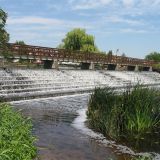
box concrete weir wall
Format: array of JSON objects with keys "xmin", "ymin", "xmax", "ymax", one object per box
[
  {"xmin": 0, "ymin": 69, "xmax": 160, "ymax": 101},
  {"xmin": 42, "ymin": 60, "xmax": 153, "ymax": 72}
]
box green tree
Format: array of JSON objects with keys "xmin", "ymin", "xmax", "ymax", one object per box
[
  {"xmin": 15, "ymin": 40, "xmax": 26, "ymax": 45},
  {"xmin": 145, "ymin": 52, "xmax": 160, "ymax": 62},
  {"xmin": 58, "ymin": 28, "xmax": 99, "ymax": 52},
  {"xmin": 0, "ymin": 8, "xmax": 10, "ymax": 58}
]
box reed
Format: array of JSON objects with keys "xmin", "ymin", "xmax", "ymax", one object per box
[
  {"xmin": 0, "ymin": 103, "xmax": 37, "ymax": 160},
  {"xmin": 87, "ymin": 85, "xmax": 160, "ymax": 142}
]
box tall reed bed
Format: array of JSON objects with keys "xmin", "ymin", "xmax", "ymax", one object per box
[
  {"xmin": 0, "ymin": 103, "xmax": 37, "ymax": 160},
  {"xmin": 87, "ymin": 85, "xmax": 160, "ymax": 145}
]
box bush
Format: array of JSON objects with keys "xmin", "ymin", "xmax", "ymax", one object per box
[
  {"xmin": 0, "ymin": 103, "xmax": 37, "ymax": 160},
  {"xmin": 87, "ymin": 85, "xmax": 160, "ymax": 142}
]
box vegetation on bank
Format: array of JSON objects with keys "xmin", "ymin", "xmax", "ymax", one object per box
[
  {"xmin": 145, "ymin": 52, "xmax": 160, "ymax": 71},
  {"xmin": 145, "ymin": 52, "xmax": 160, "ymax": 62},
  {"xmin": 87, "ymin": 85, "xmax": 160, "ymax": 148},
  {"xmin": 0, "ymin": 103, "xmax": 37, "ymax": 160}
]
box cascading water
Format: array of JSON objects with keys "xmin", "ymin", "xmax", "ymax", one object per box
[
  {"xmin": 1, "ymin": 68, "xmax": 160, "ymax": 160},
  {"xmin": 1, "ymin": 69, "xmax": 160, "ymax": 101}
]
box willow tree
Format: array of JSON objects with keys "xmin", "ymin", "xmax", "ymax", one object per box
[
  {"xmin": 0, "ymin": 8, "xmax": 10, "ymax": 58},
  {"xmin": 58, "ymin": 28, "xmax": 99, "ymax": 53}
]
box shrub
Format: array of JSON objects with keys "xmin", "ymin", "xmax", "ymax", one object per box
[
  {"xmin": 87, "ymin": 85, "xmax": 160, "ymax": 143},
  {"xmin": 0, "ymin": 103, "xmax": 37, "ymax": 160}
]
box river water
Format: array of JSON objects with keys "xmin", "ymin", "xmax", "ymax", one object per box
[{"xmin": 10, "ymin": 94, "xmax": 160, "ymax": 160}]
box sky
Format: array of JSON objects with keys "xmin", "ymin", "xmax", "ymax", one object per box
[{"xmin": 0, "ymin": 0, "xmax": 160, "ymax": 58}]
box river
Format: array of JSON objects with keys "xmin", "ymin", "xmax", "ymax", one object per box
[{"xmin": 11, "ymin": 93, "xmax": 160, "ymax": 160}]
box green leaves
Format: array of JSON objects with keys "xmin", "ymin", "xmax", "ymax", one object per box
[
  {"xmin": 58, "ymin": 28, "xmax": 99, "ymax": 53},
  {"xmin": 0, "ymin": 9, "xmax": 7, "ymax": 28},
  {"xmin": 0, "ymin": 103, "xmax": 37, "ymax": 160},
  {"xmin": 15, "ymin": 41, "xmax": 26, "ymax": 45},
  {"xmin": 145, "ymin": 52, "xmax": 160, "ymax": 62},
  {"xmin": 87, "ymin": 85, "xmax": 160, "ymax": 150},
  {"xmin": 0, "ymin": 8, "xmax": 10, "ymax": 58}
]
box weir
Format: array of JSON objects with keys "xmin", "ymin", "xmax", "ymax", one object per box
[{"xmin": 0, "ymin": 69, "xmax": 160, "ymax": 101}]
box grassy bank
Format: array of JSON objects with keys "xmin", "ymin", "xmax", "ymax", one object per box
[
  {"xmin": 87, "ymin": 85, "xmax": 160, "ymax": 150},
  {"xmin": 0, "ymin": 103, "xmax": 37, "ymax": 160}
]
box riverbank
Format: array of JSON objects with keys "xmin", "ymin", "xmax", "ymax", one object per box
[
  {"xmin": 0, "ymin": 103, "xmax": 37, "ymax": 160},
  {"xmin": 87, "ymin": 85, "xmax": 160, "ymax": 159}
]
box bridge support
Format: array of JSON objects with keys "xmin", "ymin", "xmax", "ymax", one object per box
[
  {"xmin": 149, "ymin": 66, "xmax": 153, "ymax": 72},
  {"xmin": 115, "ymin": 64, "xmax": 121, "ymax": 71},
  {"xmin": 89, "ymin": 62, "xmax": 95, "ymax": 70},
  {"xmin": 102, "ymin": 64, "xmax": 106, "ymax": 70},
  {"xmin": 52, "ymin": 60, "xmax": 59, "ymax": 70},
  {"xmin": 135, "ymin": 65, "xmax": 139, "ymax": 72},
  {"xmin": 115, "ymin": 64, "xmax": 127, "ymax": 71},
  {"xmin": 43, "ymin": 60, "xmax": 53, "ymax": 69}
]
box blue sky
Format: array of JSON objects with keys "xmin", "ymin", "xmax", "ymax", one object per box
[{"xmin": 1, "ymin": 0, "xmax": 160, "ymax": 58}]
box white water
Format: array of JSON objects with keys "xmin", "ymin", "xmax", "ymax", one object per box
[{"xmin": 0, "ymin": 69, "xmax": 160, "ymax": 100}]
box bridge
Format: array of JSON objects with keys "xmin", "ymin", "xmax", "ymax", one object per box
[{"xmin": 0, "ymin": 43, "xmax": 158, "ymax": 71}]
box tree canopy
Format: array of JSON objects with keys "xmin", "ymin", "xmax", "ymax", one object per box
[
  {"xmin": 145, "ymin": 52, "xmax": 160, "ymax": 62},
  {"xmin": 58, "ymin": 28, "xmax": 99, "ymax": 53},
  {"xmin": 0, "ymin": 8, "xmax": 9, "ymax": 58},
  {"xmin": 15, "ymin": 41, "xmax": 26, "ymax": 45}
]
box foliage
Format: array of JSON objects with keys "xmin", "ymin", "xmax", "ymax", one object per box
[
  {"xmin": 153, "ymin": 63, "xmax": 160, "ymax": 69},
  {"xmin": 0, "ymin": 103, "xmax": 37, "ymax": 160},
  {"xmin": 87, "ymin": 85, "xmax": 160, "ymax": 142},
  {"xmin": 145, "ymin": 52, "xmax": 160, "ymax": 62},
  {"xmin": 58, "ymin": 28, "xmax": 99, "ymax": 53},
  {"xmin": 0, "ymin": 8, "xmax": 10, "ymax": 58},
  {"xmin": 15, "ymin": 40, "xmax": 26, "ymax": 45}
]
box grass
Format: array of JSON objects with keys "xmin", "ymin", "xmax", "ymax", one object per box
[
  {"xmin": 0, "ymin": 103, "xmax": 37, "ymax": 160},
  {"xmin": 87, "ymin": 85, "xmax": 160, "ymax": 143}
]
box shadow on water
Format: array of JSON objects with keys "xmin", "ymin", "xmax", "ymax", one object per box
[
  {"xmin": 11, "ymin": 95, "xmax": 159, "ymax": 160},
  {"xmin": 120, "ymin": 128, "xmax": 160, "ymax": 154}
]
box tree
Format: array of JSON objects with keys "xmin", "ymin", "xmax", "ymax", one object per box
[
  {"xmin": 145, "ymin": 52, "xmax": 160, "ymax": 62},
  {"xmin": 58, "ymin": 28, "xmax": 99, "ymax": 53},
  {"xmin": 0, "ymin": 8, "xmax": 10, "ymax": 58},
  {"xmin": 15, "ymin": 41, "xmax": 26, "ymax": 45}
]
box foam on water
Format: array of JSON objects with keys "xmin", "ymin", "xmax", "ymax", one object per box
[
  {"xmin": 72, "ymin": 108, "xmax": 160, "ymax": 160},
  {"xmin": 1, "ymin": 69, "xmax": 160, "ymax": 101}
]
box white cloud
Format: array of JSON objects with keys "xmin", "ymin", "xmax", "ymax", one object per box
[
  {"xmin": 7, "ymin": 16, "xmax": 93, "ymax": 29},
  {"xmin": 6, "ymin": 15, "xmax": 94, "ymax": 46},
  {"xmin": 69, "ymin": 0, "xmax": 112, "ymax": 10},
  {"xmin": 120, "ymin": 28, "xmax": 147, "ymax": 33},
  {"xmin": 106, "ymin": 16, "xmax": 143, "ymax": 25},
  {"xmin": 7, "ymin": 16, "xmax": 63, "ymax": 25},
  {"xmin": 122, "ymin": 0, "xmax": 134, "ymax": 7}
]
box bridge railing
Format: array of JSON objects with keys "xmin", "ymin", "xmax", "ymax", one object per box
[{"xmin": 4, "ymin": 43, "xmax": 158, "ymax": 67}]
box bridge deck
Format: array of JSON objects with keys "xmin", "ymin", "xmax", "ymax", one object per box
[{"xmin": 0, "ymin": 43, "xmax": 157, "ymax": 67}]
